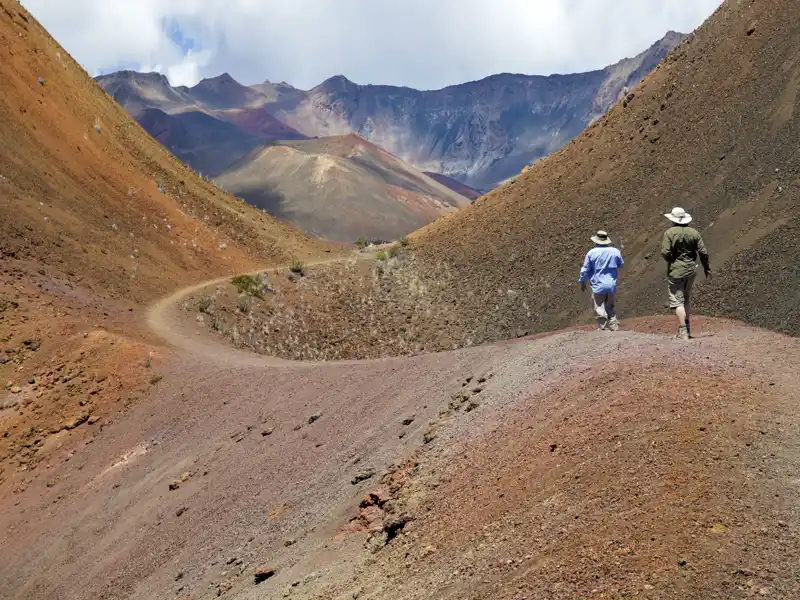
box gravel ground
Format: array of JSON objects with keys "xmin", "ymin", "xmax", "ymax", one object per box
[{"xmin": 1, "ymin": 315, "xmax": 798, "ymax": 600}]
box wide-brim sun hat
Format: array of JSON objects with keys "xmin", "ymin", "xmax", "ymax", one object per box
[
  {"xmin": 665, "ymin": 206, "xmax": 692, "ymax": 224},
  {"xmin": 590, "ymin": 230, "xmax": 612, "ymax": 245}
]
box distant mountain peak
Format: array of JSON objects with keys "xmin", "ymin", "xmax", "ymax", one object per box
[
  {"xmin": 317, "ymin": 74, "xmax": 357, "ymax": 92},
  {"xmin": 196, "ymin": 72, "xmax": 239, "ymax": 88}
]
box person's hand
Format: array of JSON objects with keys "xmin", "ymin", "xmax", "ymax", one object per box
[
  {"xmin": 580, "ymin": 281, "xmax": 587, "ymax": 292},
  {"xmin": 705, "ymin": 268, "xmax": 713, "ymax": 281}
]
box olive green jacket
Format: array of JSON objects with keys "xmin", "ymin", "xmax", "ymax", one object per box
[{"xmin": 661, "ymin": 225, "xmax": 710, "ymax": 279}]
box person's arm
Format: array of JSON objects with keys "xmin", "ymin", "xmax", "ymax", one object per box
[
  {"xmin": 697, "ymin": 233, "xmax": 711, "ymax": 278},
  {"xmin": 617, "ymin": 250, "xmax": 625, "ymax": 268},
  {"xmin": 661, "ymin": 230, "xmax": 673, "ymax": 263},
  {"xmin": 579, "ymin": 253, "xmax": 592, "ymax": 291}
]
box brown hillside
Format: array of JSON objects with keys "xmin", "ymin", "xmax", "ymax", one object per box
[
  {"xmin": 408, "ymin": 0, "xmax": 799, "ymax": 340},
  {"xmin": 217, "ymin": 134, "xmax": 470, "ymax": 243},
  {"xmin": 0, "ymin": 0, "xmax": 329, "ymax": 471},
  {"xmin": 423, "ymin": 172, "xmax": 483, "ymax": 200}
]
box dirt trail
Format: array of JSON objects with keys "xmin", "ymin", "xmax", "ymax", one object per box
[{"xmin": 146, "ymin": 255, "xmax": 371, "ymax": 366}]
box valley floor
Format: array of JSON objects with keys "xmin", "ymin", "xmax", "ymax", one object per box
[{"xmin": 1, "ymin": 267, "xmax": 798, "ymax": 599}]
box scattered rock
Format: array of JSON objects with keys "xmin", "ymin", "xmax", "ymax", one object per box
[
  {"xmin": 284, "ymin": 539, "xmax": 296, "ymax": 547},
  {"xmin": 168, "ymin": 480, "xmax": 182, "ymax": 491},
  {"xmin": 22, "ymin": 339, "xmax": 41, "ymax": 351},
  {"xmin": 307, "ymin": 412, "xmax": 322, "ymax": 424},
  {"xmin": 87, "ymin": 416, "xmax": 101, "ymax": 425},
  {"xmin": 423, "ymin": 425, "xmax": 438, "ymax": 444},
  {"xmin": 64, "ymin": 412, "xmax": 89, "ymax": 430},
  {"xmin": 0, "ymin": 354, "xmax": 8, "ymax": 364},
  {"xmin": 421, "ymin": 545, "xmax": 437, "ymax": 558},
  {"xmin": 351, "ymin": 468, "xmax": 377, "ymax": 485},
  {"xmin": 401, "ymin": 416, "xmax": 415, "ymax": 426},
  {"xmin": 10, "ymin": 385, "xmax": 22, "ymax": 394},
  {"xmin": 254, "ymin": 567, "xmax": 276, "ymax": 584},
  {"xmin": 175, "ymin": 506, "xmax": 187, "ymax": 517},
  {"xmin": 261, "ymin": 426, "xmax": 275, "ymax": 437},
  {"xmin": 382, "ymin": 513, "xmax": 412, "ymax": 542}
]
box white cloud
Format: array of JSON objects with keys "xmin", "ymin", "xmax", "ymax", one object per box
[{"xmin": 20, "ymin": 0, "xmax": 722, "ymax": 90}]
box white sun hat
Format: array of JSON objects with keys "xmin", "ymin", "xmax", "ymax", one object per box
[
  {"xmin": 590, "ymin": 230, "xmax": 612, "ymax": 245},
  {"xmin": 665, "ymin": 207, "xmax": 692, "ymax": 224}
]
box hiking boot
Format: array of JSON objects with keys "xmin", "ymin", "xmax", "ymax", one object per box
[
  {"xmin": 675, "ymin": 325, "xmax": 690, "ymax": 341},
  {"xmin": 607, "ymin": 318, "xmax": 620, "ymax": 332}
]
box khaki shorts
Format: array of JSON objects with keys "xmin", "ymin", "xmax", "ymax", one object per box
[{"xmin": 668, "ymin": 273, "xmax": 696, "ymax": 309}]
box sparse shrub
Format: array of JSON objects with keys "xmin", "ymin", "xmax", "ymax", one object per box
[
  {"xmin": 144, "ymin": 359, "xmax": 151, "ymax": 369},
  {"xmin": 356, "ymin": 236, "xmax": 368, "ymax": 249},
  {"xmin": 197, "ymin": 295, "xmax": 214, "ymax": 313},
  {"xmin": 398, "ymin": 236, "xmax": 410, "ymax": 248},
  {"xmin": 231, "ymin": 274, "xmax": 265, "ymax": 298},
  {"xmin": 376, "ymin": 250, "xmax": 388, "ymax": 261},
  {"xmin": 237, "ymin": 294, "xmax": 252, "ymax": 313},
  {"xmin": 149, "ymin": 374, "xmax": 163, "ymax": 385},
  {"xmin": 289, "ymin": 259, "xmax": 305, "ymax": 276},
  {"xmin": 388, "ymin": 244, "xmax": 400, "ymax": 258},
  {"xmin": 210, "ymin": 314, "xmax": 224, "ymax": 332}
]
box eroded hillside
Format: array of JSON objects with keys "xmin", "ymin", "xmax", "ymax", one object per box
[{"xmin": 0, "ymin": 0, "xmax": 330, "ymax": 476}]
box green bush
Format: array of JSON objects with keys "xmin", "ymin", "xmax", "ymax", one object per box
[
  {"xmin": 387, "ymin": 244, "xmax": 400, "ymax": 258},
  {"xmin": 376, "ymin": 250, "xmax": 388, "ymax": 261},
  {"xmin": 289, "ymin": 259, "xmax": 305, "ymax": 275},
  {"xmin": 398, "ymin": 236, "xmax": 410, "ymax": 247},
  {"xmin": 197, "ymin": 295, "xmax": 214, "ymax": 313},
  {"xmin": 237, "ymin": 295, "xmax": 252, "ymax": 313},
  {"xmin": 231, "ymin": 274, "xmax": 264, "ymax": 298},
  {"xmin": 355, "ymin": 236, "xmax": 368, "ymax": 249}
]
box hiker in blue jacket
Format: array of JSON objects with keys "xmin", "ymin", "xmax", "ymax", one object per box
[{"xmin": 578, "ymin": 230, "xmax": 625, "ymax": 331}]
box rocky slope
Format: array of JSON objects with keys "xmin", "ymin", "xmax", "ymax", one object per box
[
  {"xmin": 99, "ymin": 32, "xmax": 682, "ymax": 192},
  {"xmin": 217, "ymin": 134, "xmax": 469, "ymax": 243}
]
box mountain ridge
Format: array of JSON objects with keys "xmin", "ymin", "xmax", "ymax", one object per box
[{"xmin": 98, "ymin": 30, "xmax": 684, "ymax": 190}]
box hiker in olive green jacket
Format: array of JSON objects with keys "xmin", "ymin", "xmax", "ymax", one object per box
[{"xmin": 661, "ymin": 207, "xmax": 712, "ymax": 340}]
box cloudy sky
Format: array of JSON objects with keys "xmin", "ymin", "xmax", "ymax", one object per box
[{"xmin": 22, "ymin": 0, "xmax": 722, "ymax": 90}]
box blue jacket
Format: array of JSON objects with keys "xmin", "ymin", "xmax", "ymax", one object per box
[{"xmin": 579, "ymin": 246, "xmax": 624, "ymax": 294}]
